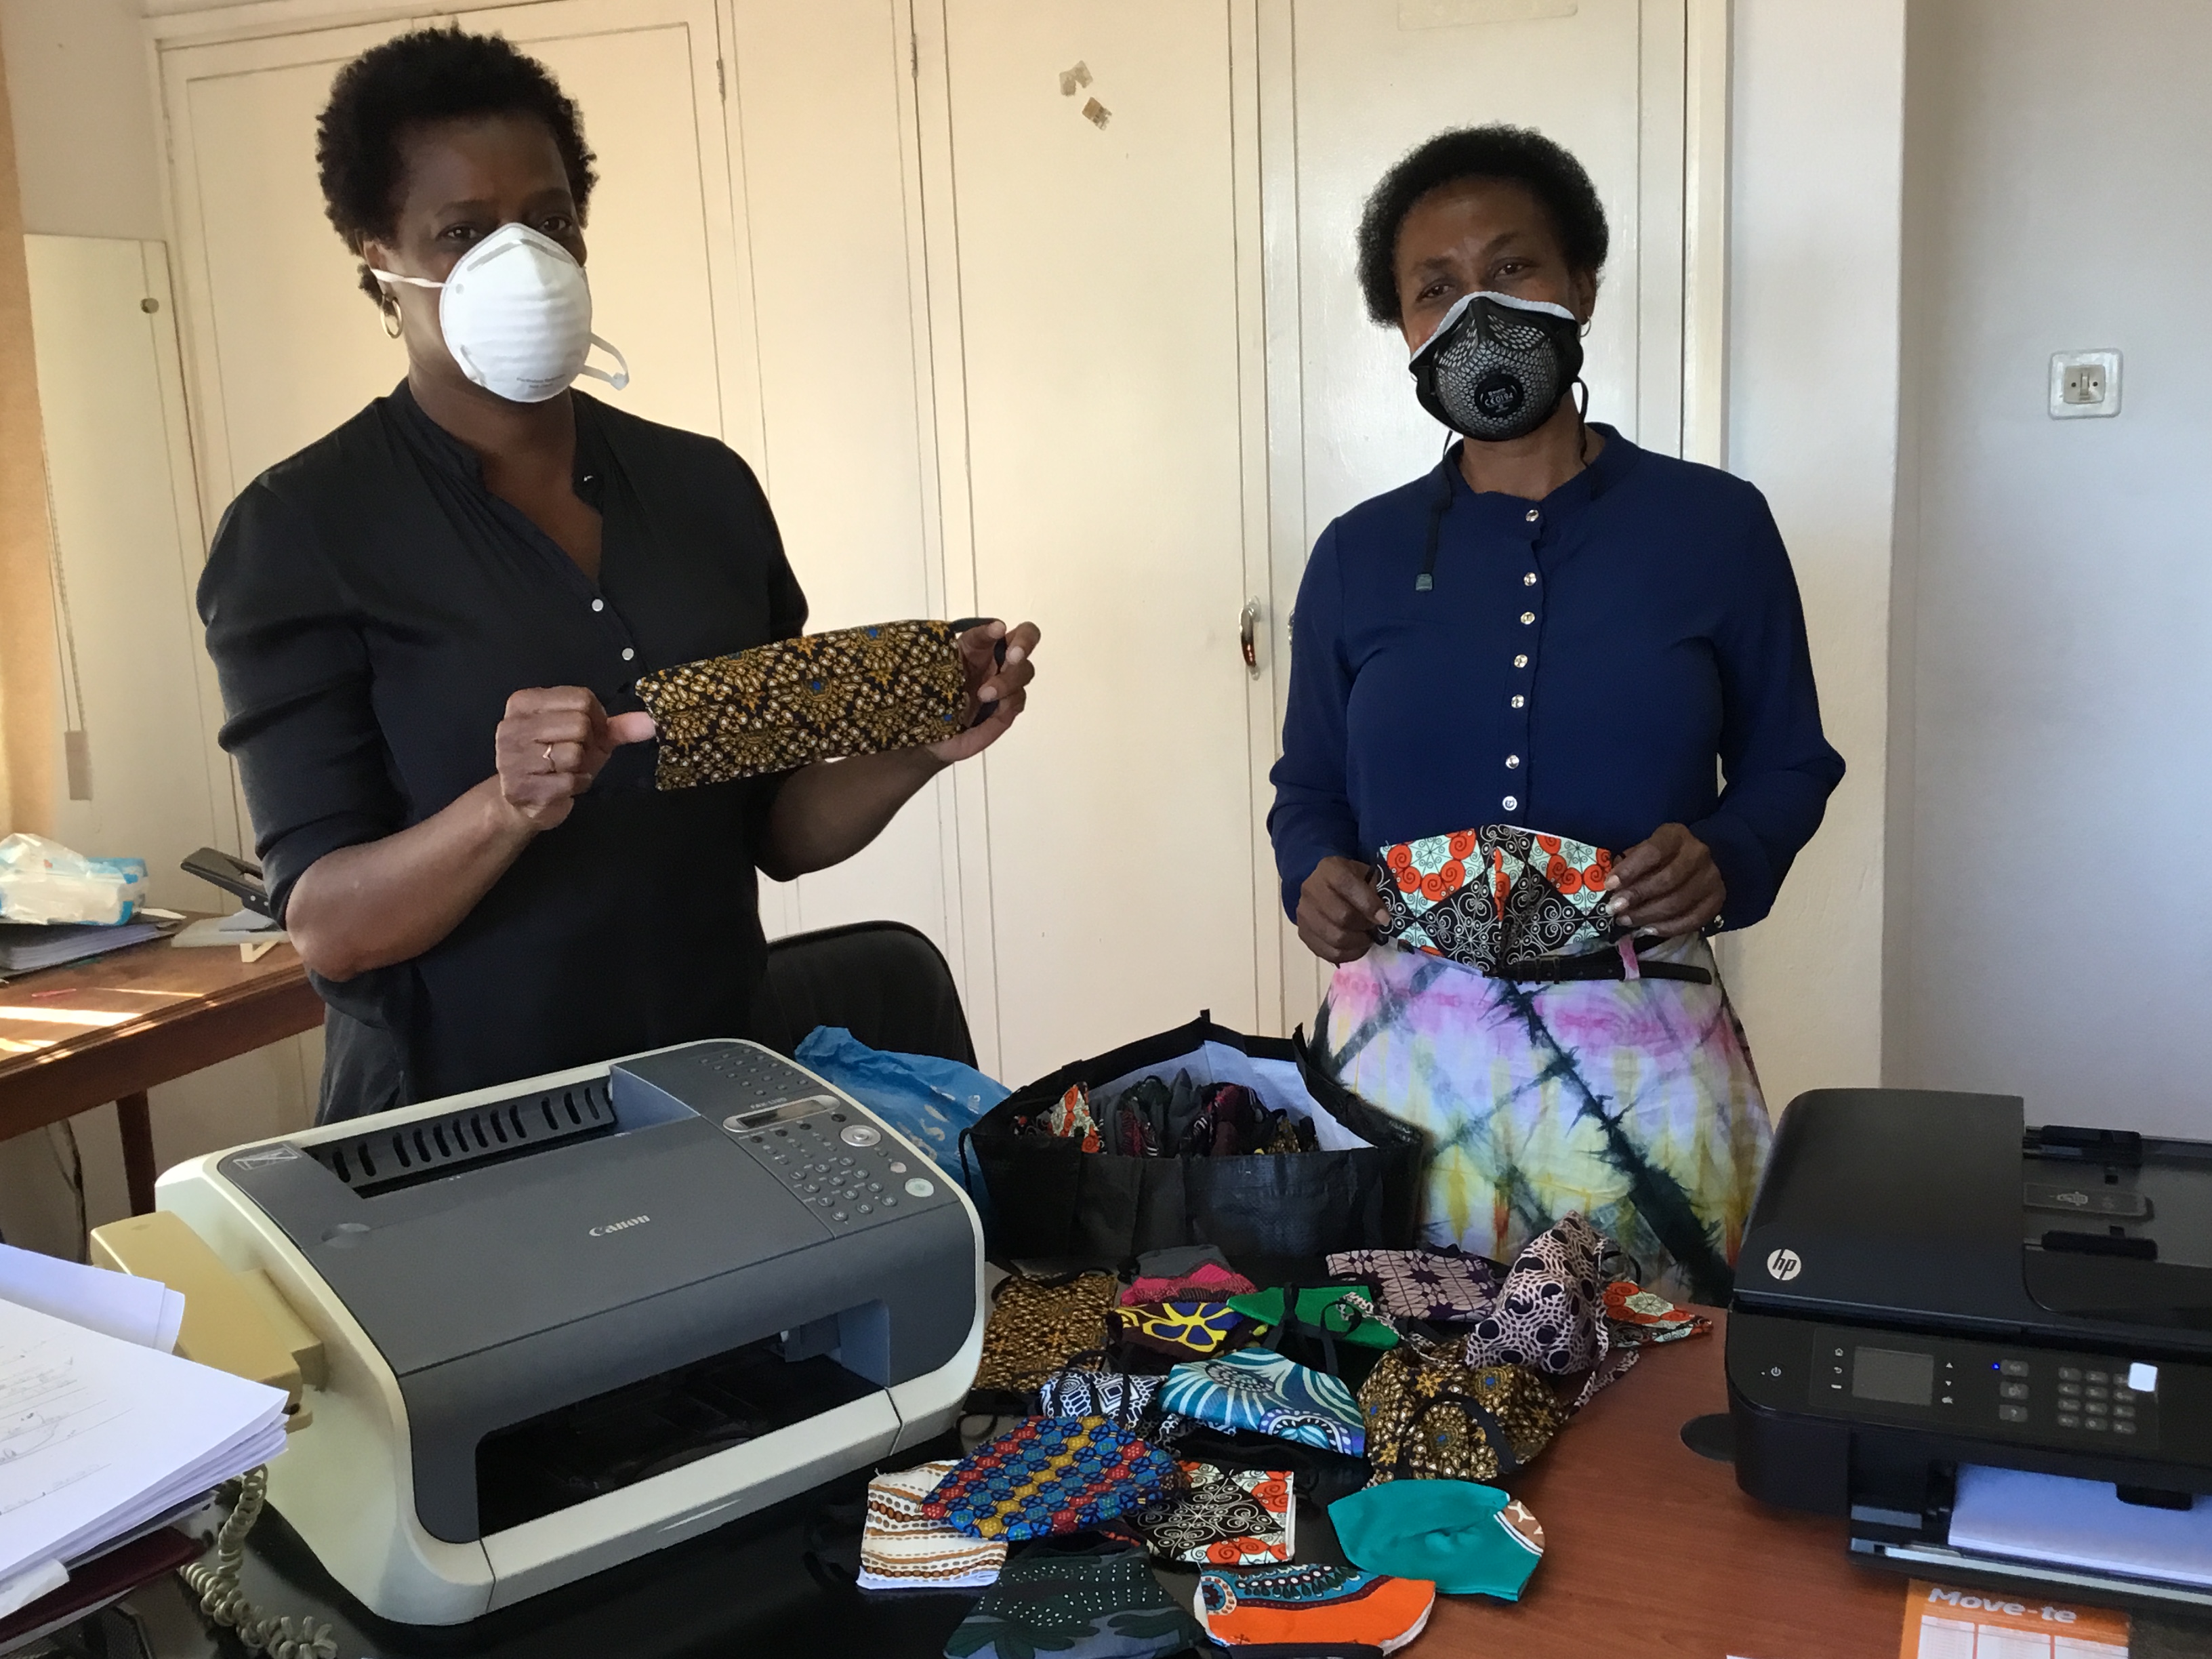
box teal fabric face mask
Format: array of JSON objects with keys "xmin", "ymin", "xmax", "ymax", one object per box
[{"xmin": 1328, "ymin": 1479, "xmax": 1548, "ymax": 1601}]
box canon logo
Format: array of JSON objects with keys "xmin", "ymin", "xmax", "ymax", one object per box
[{"xmin": 589, "ymin": 1214, "xmax": 650, "ymax": 1238}]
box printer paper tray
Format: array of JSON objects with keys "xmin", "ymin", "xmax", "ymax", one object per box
[{"xmin": 1850, "ymin": 1537, "xmax": 2212, "ymax": 1614}]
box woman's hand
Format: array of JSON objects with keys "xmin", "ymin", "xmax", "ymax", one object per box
[
  {"xmin": 1604, "ymin": 822, "xmax": 1725, "ymax": 939},
  {"xmin": 494, "ymin": 687, "xmax": 657, "ymax": 830},
  {"xmin": 927, "ymin": 620, "xmax": 1040, "ymax": 764},
  {"xmin": 1297, "ymin": 855, "xmax": 1389, "ymax": 964}
]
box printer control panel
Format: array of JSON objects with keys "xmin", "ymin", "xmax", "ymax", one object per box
[
  {"xmin": 613, "ymin": 1041, "xmax": 964, "ymax": 1237},
  {"xmin": 1731, "ymin": 1315, "xmax": 2167, "ymax": 1454}
]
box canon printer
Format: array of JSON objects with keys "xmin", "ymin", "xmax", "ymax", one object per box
[
  {"xmin": 123, "ymin": 1039, "xmax": 985, "ymax": 1625},
  {"xmin": 1728, "ymin": 1088, "xmax": 2211, "ymax": 1610}
]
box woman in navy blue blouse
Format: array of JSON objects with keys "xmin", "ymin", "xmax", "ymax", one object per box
[{"xmin": 1270, "ymin": 127, "xmax": 1843, "ymax": 1303}]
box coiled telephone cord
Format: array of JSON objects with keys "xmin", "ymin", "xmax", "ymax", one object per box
[{"xmin": 178, "ymin": 1468, "xmax": 340, "ymax": 1659}]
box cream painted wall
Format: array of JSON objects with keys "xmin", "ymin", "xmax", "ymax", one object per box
[
  {"xmin": 0, "ymin": 0, "xmax": 164, "ymax": 240},
  {"xmin": 1720, "ymin": 0, "xmax": 1904, "ymax": 1116},
  {"xmin": 1889, "ymin": 1, "xmax": 2212, "ymax": 1137}
]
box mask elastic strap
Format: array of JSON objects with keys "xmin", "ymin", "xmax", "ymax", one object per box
[
  {"xmin": 575, "ymin": 334, "xmax": 631, "ymax": 392},
  {"xmin": 368, "ymin": 268, "xmax": 442, "ymax": 291}
]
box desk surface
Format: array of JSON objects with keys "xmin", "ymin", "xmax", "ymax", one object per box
[
  {"xmin": 130, "ymin": 1315, "xmax": 2211, "ymax": 1659},
  {"xmin": 0, "ymin": 926, "xmax": 318, "ymax": 1132}
]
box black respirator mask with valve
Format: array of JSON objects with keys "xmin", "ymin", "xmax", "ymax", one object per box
[{"xmin": 1409, "ymin": 290, "xmax": 1584, "ymax": 443}]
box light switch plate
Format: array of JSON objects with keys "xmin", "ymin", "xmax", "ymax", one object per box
[{"xmin": 2049, "ymin": 349, "xmax": 2122, "ymax": 419}]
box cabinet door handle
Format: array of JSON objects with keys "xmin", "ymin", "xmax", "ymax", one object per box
[{"xmin": 1240, "ymin": 600, "xmax": 1263, "ymax": 677}]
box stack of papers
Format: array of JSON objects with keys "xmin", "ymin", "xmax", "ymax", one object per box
[
  {"xmin": 0, "ymin": 1246, "xmax": 183, "ymax": 1354},
  {"xmin": 0, "ymin": 921, "xmax": 163, "ymax": 975},
  {"xmin": 0, "ymin": 1275, "xmax": 286, "ymax": 1612}
]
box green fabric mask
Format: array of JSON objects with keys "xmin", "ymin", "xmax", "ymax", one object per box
[
  {"xmin": 1226, "ymin": 1286, "xmax": 1400, "ymax": 1350},
  {"xmin": 1328, "ymin": 1478, "xmax": 1548, "ymax": 1601}
]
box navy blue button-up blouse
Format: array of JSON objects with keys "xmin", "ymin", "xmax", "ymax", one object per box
[{"xmin": 1269, "ymin": 426, "xmax": 1845, "ymax": 930}]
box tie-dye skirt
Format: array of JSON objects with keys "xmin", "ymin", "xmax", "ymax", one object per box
[{"xmin": 1313, "ymin": 936, "xmax": 1770, "ymax": 1306}]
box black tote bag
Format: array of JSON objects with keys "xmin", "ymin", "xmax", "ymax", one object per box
[{"xmin": 966, "ymin": 1012, "xmax": 1427, "ymax": 1264}]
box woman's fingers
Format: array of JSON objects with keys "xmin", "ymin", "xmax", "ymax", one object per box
[{"xmin": 1297, "ymin": 857, "xmax": 1386, "ymax": 962}]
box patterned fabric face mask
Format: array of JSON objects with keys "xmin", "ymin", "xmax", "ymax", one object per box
[
  {"xmin": 1374, "ymin": 825, "xmax": 1620, "ymax": 972},
  {"xmin": 1460, "ymin": 1214, "xmax": 1637, "ymax": 1410},
  {"xmin": 922, "ymin": 1416, "xmax": 1185, "ymax": 1541},
  {"xmin": 972, "ymin": 1273, "xmax": 1120, "ymax": 1395},
  {"xmin": 1126, "ymin": 1461, "xmax": 1294, "ymax": 1567},
  {"xmin": 1356, "ymin": 1336, "xmax": 1571, "ymax": 1485},
  {"xmin": 1110, "ymin": 1300, "xmax": 1247, "ymax": 1359},
  {"xmin": 945, "ymin": 1542, "xmax": 1204, "ymax": 1659},
  {"xmin": 1327, "ymin": 1249, "xmax": 1501, "ymax": 1324},
  {"xmin": 856, "ymin": 1460, "xmax": 1006, "ymax": 1592},
  {"xmin": 1160, "ymin": 1349, "xmax": 1367, "ymax": 1455},
  {"xmin": 636, "ymin": 617, "xmax": 986, "ymax": 787},
  {"xmin": 1604, "ymin": 1280, "xmax": 1713, "ymax": 1346},
  {"xmin": 1197, "ymin": 1561, "xmax": 1436, "ymax": 1654}
]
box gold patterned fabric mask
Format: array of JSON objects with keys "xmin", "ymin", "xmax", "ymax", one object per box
[{"xmin": 635, "ymin": 618, "xmax": 977, "ymax": 788}]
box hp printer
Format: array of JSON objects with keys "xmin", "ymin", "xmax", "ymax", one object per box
[
  {"xmin": 1728, "ymin": 1088, "xmax": 2211, "ymax": 1610},
  {"xmin": 93, "ymin": 1039, "xmax": 984, "ymax": 1625}
]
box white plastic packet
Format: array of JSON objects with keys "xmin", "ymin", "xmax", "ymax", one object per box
[{"xmin": 0, "ymin": 833, "xmax": 148, "ymax": 925}]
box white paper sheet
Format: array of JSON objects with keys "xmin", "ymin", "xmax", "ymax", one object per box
[
  {"xmin": 1952, "ymin": 1464, "xmax": 2211, "ymax": 1590},
  {"xmin": 0, "ymin": 1297, "xmax": 286, "ymax": 1585},
  {"xmin": 0, "ymin": 1244, "xmax": 184, "ymax": 1354}
]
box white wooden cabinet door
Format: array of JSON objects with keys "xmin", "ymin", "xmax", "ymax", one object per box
[
  {"xmin": 1256, "ymin": 0, "xmax": 1716, "ymax": 1024},
  {"xmin": 924, "ymin": 0, "xmax": 1270, "ymax": 1087}
]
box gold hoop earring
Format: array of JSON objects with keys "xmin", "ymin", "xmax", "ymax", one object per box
[{"xmin": 380, "ymin": 294, "xmax": 403, "ymax": 339}]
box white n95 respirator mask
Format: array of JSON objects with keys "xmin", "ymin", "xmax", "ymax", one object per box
[
  {"xmin": 372, "ymin": 222, "xmax": 630, "ymax": 404},
  {"xmin": 1410, "ymin": 289, "xmax": 1582, "ymax": 443}
]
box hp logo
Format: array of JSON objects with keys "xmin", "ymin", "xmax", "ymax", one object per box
[{"xmin": 1765, "ymin": 1248, "xmax": 1804, "ymax": 1282}]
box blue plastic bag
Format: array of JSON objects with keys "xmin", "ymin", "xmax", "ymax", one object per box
[{"xmin": 794, "ymin": 1026, "xmax": 1007, "ymax": 1210}]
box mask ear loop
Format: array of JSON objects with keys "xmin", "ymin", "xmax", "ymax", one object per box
[{"xmin": 575, "ymin": 335, "xmax": 631, "ymax": 392}]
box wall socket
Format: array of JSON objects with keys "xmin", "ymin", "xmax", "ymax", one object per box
[{"xmin": 2049, "ymin": 349, "xmax": 2121, "ymax": 419}]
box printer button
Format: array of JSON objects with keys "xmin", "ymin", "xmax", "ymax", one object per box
[
  {"xmin": 890, "ymin": 1162, "xmax": 909, "ymax": 1174},
  {"xmin": 832, "ymin": 1211, "xmax": 848, "ymax": 1222},
  {"xmin": 1999, "ymin": 1382, "xmax": 2030, "ymax": 1401},
  {"xmin": 2085, "ymin": 1385, "xmax": 2110, "ymax": 1400},
  {"xmin": 2112, "ymin": 1405, "xmax": 2136, "ymax": 1420},
  {"xmin": 2057, "ymin": 1366, "xmax": 2083, "ymax": 1381},
  {"xmin": 1999, "ymin": 1359, "xmax": 2032, "ymax": 1377},
  {"xmin": 905, "ymin": 1178, "xmax": 935, "ymax": 1198},
  {"xmin": 2086, "ymin": 1370, "xmax": 2110, "ymax": 1384},
  {"xmin": 859, "ymin": 1204, "xmax": 874, "ymax": 1214},
  {"xmin": 2056, "ymin": 1414, "xmax": 2082, "ymax": 1429},
  {"xmin": 2086, "ymin": 1418, "xmax": 2110, "ymax": 1431},
  {"xmin": 868, "ymin": 1183, "xmax": 883, "ymax": 1193},
  {"xmin": 2114, "ymin": 1420, "xmax": 2137, "ymax": 1435},
  {"xmin": 1997, "ymin": 1404, "xmax": 2030, "ymax": 1423},
  {"xmin": 882, "ymin": 1197, "xmax": 897, "ymax": 1208},
  {"xmin": 2057, "ymin": 1381, "xmax": 2082, "ymax": 1396},
  {"xmin": 840, "ymin": 1124, "xmax": 882, "ymax": 1148}
]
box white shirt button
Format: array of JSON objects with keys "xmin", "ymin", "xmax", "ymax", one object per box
[
  {"xmin": 621, "ymin": 647, "xmax": 636, "ymax": 661},
  {"xmin": 592, "ymin": 598, "xmax": 605, "ymax": 612},
  {"xmin": 1524, "ymin": 508, "xmax": 1540, "ymax": 523},
  {"xmin": 1502, "ymin": 795, "xmax": 1518, "ymax": 811},
  {"xmin": 1523, "ymin": 573, "xmax": 1538, "ymax": 586},
  {"xmin": 1505, "ymin": 754, "xmax": 1521, "ymax": 769},
  {"xmin": 1520, "ymin": 611, "xmax": 1536, "ymax": 626},
  {"xmin": 1511, "ymin": 695, "xmax": 1525, "ymax": 708},
  {"xmin": 1514, "ymin": 654, "xmax": 1528, "ymax": 668}
]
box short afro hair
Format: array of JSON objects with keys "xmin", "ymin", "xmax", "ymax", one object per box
[
  {"xmin": 1355, "ymin": 125, "xmax": 1608, "ymax": 327},
  {"xmin": 316, "ymin": 27, "xmax": 597, "ymax": 302}
]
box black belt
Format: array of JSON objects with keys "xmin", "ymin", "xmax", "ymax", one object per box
[{"xmin": 1490, "ymin": 952, "xmax": 1711, "ymax": 986}]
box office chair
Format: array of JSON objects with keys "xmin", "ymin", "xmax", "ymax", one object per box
[{"xmin": 750, "ymin": 920, "xmax": 977, "ymax": 1068}]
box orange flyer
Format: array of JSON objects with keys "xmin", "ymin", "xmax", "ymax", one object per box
[{"xmin": 1900, "ymin": 1580, "xmax": 2130, "ymax": 1658}]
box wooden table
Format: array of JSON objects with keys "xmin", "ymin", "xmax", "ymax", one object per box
[
  {"xmin": 0, "ymin": 926, "xmax": 323, "ymax": 1214},
  {"xmin": 1418, "ymin": 1311, "xmax": 2212, "ymax": 1658}
]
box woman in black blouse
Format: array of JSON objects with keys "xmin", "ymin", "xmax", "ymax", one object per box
[{"xmin": 199, "ymin": 29, "xmax": 1038, "ymax": 1121}]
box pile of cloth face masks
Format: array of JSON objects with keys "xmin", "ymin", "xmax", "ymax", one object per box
[
  {"xmin": 861, "ymin": 1216, "xmax": 1712, "ymax": 1658},
  {"xmin": 1011, "ymin": 1072, "xmax": 1320, "ymax": 1158}
]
